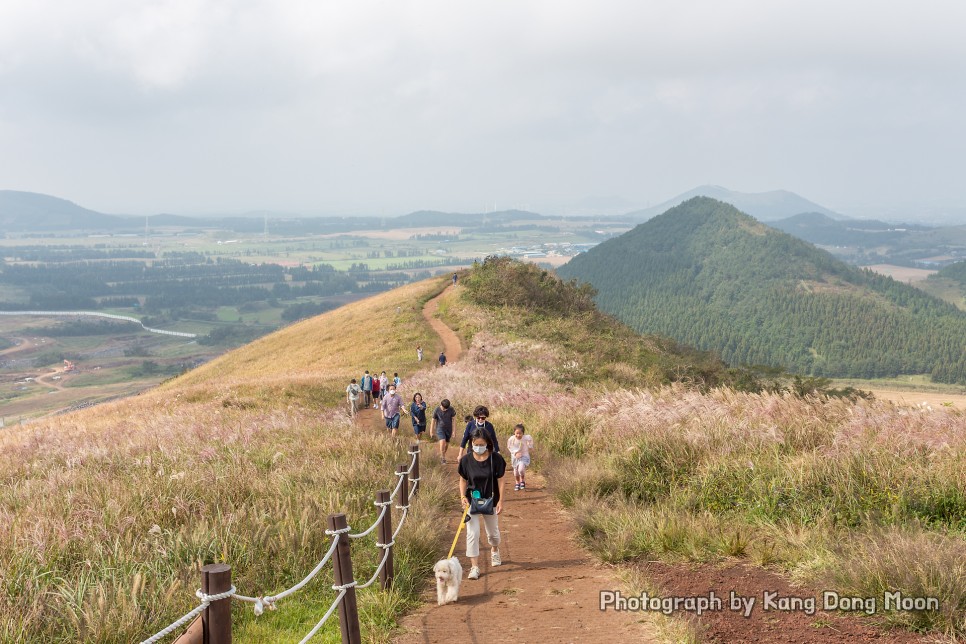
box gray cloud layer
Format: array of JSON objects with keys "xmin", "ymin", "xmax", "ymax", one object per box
[{"xmin": 1, "ymin": 1, "xmax": 964, "ymax": 218}]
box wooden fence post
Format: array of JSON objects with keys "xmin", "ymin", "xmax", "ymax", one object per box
[
  {"xmin": 409, "ymin": 444, "xmax": 420, "ymax": 498},
  {"xmin": 376, "ymin": 489, "xmax": 394, "ymax": 590},
  {"xmin": 328, "ymin": 513, "xmax": 361, "ymax": 644},
  {"xmin": 395, "ymin": 465, "xmax": 409, "ymax": 510},
  {"xmin": 201, "ymin": 563, "xmax": 231, "ymax": 644}
]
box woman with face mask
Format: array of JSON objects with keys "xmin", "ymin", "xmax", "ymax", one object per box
[
  {"xmin": 457, "ymin": 405, "xmax": 500, "ymax": 460},
  {"xmin": 458, "ymin": 428, "xmax": 507, "ymax": 580}
]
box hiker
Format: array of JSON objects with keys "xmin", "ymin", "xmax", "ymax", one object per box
[
  {"xmin": 380, "ymin": 384, "xmax": 405, "ymax": 437},
  {"xmin": 410, "ymin": 392, "xmax": 428, "ymax": 439},
  {"xmin": 452, "ymin": 272, "xmax": 458, "ymax": 286},
  {"xmin": 379, "ymin": 371, "xmax": 389, "ymax": 401},
  {"xmin": 417, "ymin": 345, "xmax": 423, "ymax": 362},
  {"xmin": 393, "ymin": 372, "xmax": 401, "ymax": 389},
  {"xmin": 361, "ymin": 371, "xmax": 373, "ymax": 408},
  {"xmin": 432, "ymin": 398, "xmax": 457, "ymax": 463},
  {"xmin": 438, "ymin": 351, "xmax": 447, "ymax": 368},
  {"xmin": 457, "ymin": 405, "xmax": 500, "ymax": 460},
  {"xmin": 371, "ymin": 373, "xmax": 381, "ymax": 408},
  {"xmin": 507, "ymin": 423, "xmax": 534, "ymax": 491},
  {"xmin": 345, "ymin": 378, "xmax": 361, "ymax": 418},
  {"xmin": 458, "ymin": 428, "xmax": 506, "ymax": 580}
]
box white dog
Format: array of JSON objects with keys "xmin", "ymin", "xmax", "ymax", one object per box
[{"xmin": 433, "ymin": 557, "xmax": 463, "ymax": 605}]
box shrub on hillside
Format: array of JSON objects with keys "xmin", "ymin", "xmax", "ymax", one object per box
[{"xmin": 463, "ymin": 256, "xmax": 597, "ymax": 315}]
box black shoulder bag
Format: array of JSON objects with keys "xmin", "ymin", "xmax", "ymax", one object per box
[{"xmin": 470, "ymin": 455, "xmax": 496, "ymax": 515}]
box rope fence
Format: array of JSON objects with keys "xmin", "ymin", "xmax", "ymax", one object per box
[{"xmin": 139, "ymin": 443, "xmax": 422, "ymax": 644}]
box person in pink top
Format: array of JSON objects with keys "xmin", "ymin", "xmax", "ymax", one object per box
[{"xmin": 506, "ymin": 424, "xmax": 534, "ymax": 491}]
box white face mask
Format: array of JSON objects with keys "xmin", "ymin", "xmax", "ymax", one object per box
[
  {"xmin": 472, "ymin": 445, "xmax": 487, "ymax": 454},
  {"xmin": 475, "ymin": 418, "xmax": 485, "ymax": 426},
  {"xmin": 388, "ymin": 389, "xmax": 396, "ymax": 396}
]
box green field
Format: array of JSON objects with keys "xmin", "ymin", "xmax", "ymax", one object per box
[{"xmin": 0, "ymin": 219, "xmax": 624, "ymax": 420}]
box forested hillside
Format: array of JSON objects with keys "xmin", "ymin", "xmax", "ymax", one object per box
[
  {"xmin": 933, "ymin": 260, "xmax": 966, "ymax": 286},
  {"xmin": 558, "ymin": 197, "xmax": 966, "ymax": 383}
]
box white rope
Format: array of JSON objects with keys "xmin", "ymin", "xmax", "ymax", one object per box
[
  {"xmin": 406, "ymin": 449, "xmax": 419, "ymax": 475},
  {"xmin": 348, "ymin": 502, "xmax": 390, "ymax": 539},
  {"xmin": 391, "ymin": 507, "xmax": 409, "ymax": 541},
  {"xmin": 355, "ymin": 544, "xmax": 393, "ymax": 590},
  {"xmin": 296, "ymin": 588, "xmax": 348, "ymax": 644},
  {"xmin": 390, "ymin": 472, "xmax": 406, "ymax": 500},
  {"xmin": 140, "ymin": 586, "xmax": 236, "ymax": 644},
  {"xmin": 142, "ymin": 446, "xmax": 422, "ymax": 640},
  {"xmin": 242, "ymin": 533, "xmax": 342, "ymax": 615}
]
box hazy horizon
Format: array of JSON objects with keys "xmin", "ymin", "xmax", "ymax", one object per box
[{"xmin": 2, "ymin": 2, "xmax": 965, "ymax": 223}]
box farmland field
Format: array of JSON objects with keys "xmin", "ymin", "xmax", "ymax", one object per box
[{"xmin": 0, "ymin": 219, "xmax": 619, "ymax": 419}]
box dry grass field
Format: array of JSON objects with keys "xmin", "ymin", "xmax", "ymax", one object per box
[
  {"xmin": 0, "ymin": 277, "xmax": 453, "ymax": 643},
  {"xmin": 865, "ymin": 264, "xmax": 937, "ymax": 283}
]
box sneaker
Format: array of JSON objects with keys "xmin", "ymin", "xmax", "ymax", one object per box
[
  {"xmin": 468, "ymin": 566, "xmax": 480, "ymax": 580},
  {"xmin": 441, "ymin": 457, "xmax": 447, "ymax": 464},
  {"xmin": 491, "ymin": 551, "xmax": 502, "ymax": 567},
  {"xmin": 520, "ymin": 481, "xmax": 526, "ymax": 490},
  {"xmin": 514, "ymin": 483, "xmax": 521, "ymax": 491}
]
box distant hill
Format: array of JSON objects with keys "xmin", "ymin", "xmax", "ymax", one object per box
[
  {"xmin": 0, "ymin": 190, "xmax": 128, "ymax": 231},
  {"xmin": 559, "ymin": 197, "xmax": 966, "ymax": 383},
  {"xmin": 628, "ymin": 185, "xmax": 843, "ymax": 222},
  {"xmin": 930, "ymin": 260, "xmax": 966, "ymax": 287},
  {"xmin": 0, "ymin": 190, "xmax": 556, "ymax": 234},
  {"xmin": 767, "ymin": 212, "xmax": 914, "ymax": 246}
]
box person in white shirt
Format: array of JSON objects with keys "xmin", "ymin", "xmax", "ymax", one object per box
[{"xmin": 506, "ymin": 424, "xmax": 534, "ymax": 491}]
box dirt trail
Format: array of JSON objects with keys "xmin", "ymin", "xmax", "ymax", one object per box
[
  {"xmin": 387, "ymin": 283, "xmax": 656, "ymax": 643},
  {"xmin": 422, "ymin": 286, "xmax": 462, "ymax": 363},
  {"xmin": 395, "ymin": 470, "xmax": 656, "ymax": 643}
]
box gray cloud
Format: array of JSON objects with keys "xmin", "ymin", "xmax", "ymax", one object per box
[{"xmin": 1, "ymin": 0, "xmax": 964, "ymax": 218}]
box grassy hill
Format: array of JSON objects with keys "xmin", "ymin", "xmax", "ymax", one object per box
[
  {"xmin": 0, "ymin": 278, "xmax": 450, "ymax": 642},
  {"xmin": 414, "ymin": 258, "xmax": 966, "ymax": 638},
  {"xmin": 558, "ymin": 197, "xmax": 966, "ymax": 384},
  {"xmin": 2, "ymin": 261, "xmax": 964, "ymax": 640}
]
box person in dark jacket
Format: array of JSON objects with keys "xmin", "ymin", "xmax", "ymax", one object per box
[
  {"xmin": 457, "ymin": 405, "xmax": 500, "ymax": 460},
  {"xmin": 410, "ymin": 392, "xmax": 428, "ymax": 438}
]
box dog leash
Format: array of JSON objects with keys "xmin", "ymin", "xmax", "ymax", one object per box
[{"xmin": 447, "ymin": 504, "xmax": 471, "ymax": 559}]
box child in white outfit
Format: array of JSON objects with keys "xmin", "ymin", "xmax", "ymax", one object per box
[{"xmin": 506, "ymin": 423, "xmax": 534, "ymax": 491}]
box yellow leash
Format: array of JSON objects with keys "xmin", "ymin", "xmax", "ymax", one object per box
[{"xmin": 446, "ymin": 504, "xmax": 471, "ymax": 559}]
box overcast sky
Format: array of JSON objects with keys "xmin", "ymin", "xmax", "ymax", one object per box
[{"xmin": 1, "ymin": 1, "xmax": 965, "ymax": 219}]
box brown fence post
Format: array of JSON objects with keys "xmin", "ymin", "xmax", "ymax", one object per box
[
  {"xmin": 376, "ymin": 489, "xmax": 394, "ymax": 590},
  {"xmin": 201, "ymin": 563, "xmax": 231, "ymax": 644},
  {"xmin": 409, "ymin": 444, "xmax": 420, "ymax": 498},
  {"xmin": 328, "ymin": 513, "xmax": 361, "ymax": 644},
  {"xmin": 395, "ymin": 465, "xmax": 409, "ymax": 510}
]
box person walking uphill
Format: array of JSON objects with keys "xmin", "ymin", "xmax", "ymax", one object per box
[
  {"xmin": 458, "ymin": 428, "xmax": 507, "ymax": 580},
  {"xmin": 371, "ymin": 374, "xmax": 381, "ymax": 408},
  {"xmin": 380, "ymin": 384, "xmax": 405, "ymax": 437},
  {"xmin": 345, "ymin": 378, "xmax": 361, "ymax": 419},
  {"xmin": 457, "ymin": 405, "xmax": 500, "ymax": 460},
  {"xmin": 410, "ymin": 392, "xmax": 428, "ymax": 439},
  {"xmin": 432, "ymin": 398, "xmax": 457, "ymax": 464},
  {"xmin": 360, "ymin": 371, "xmax": 373, "ymax": 408}
]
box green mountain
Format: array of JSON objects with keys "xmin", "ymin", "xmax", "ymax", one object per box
[{"xmin": 559, "ymin": 197, "xmax": 966, "ymax": 383}]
